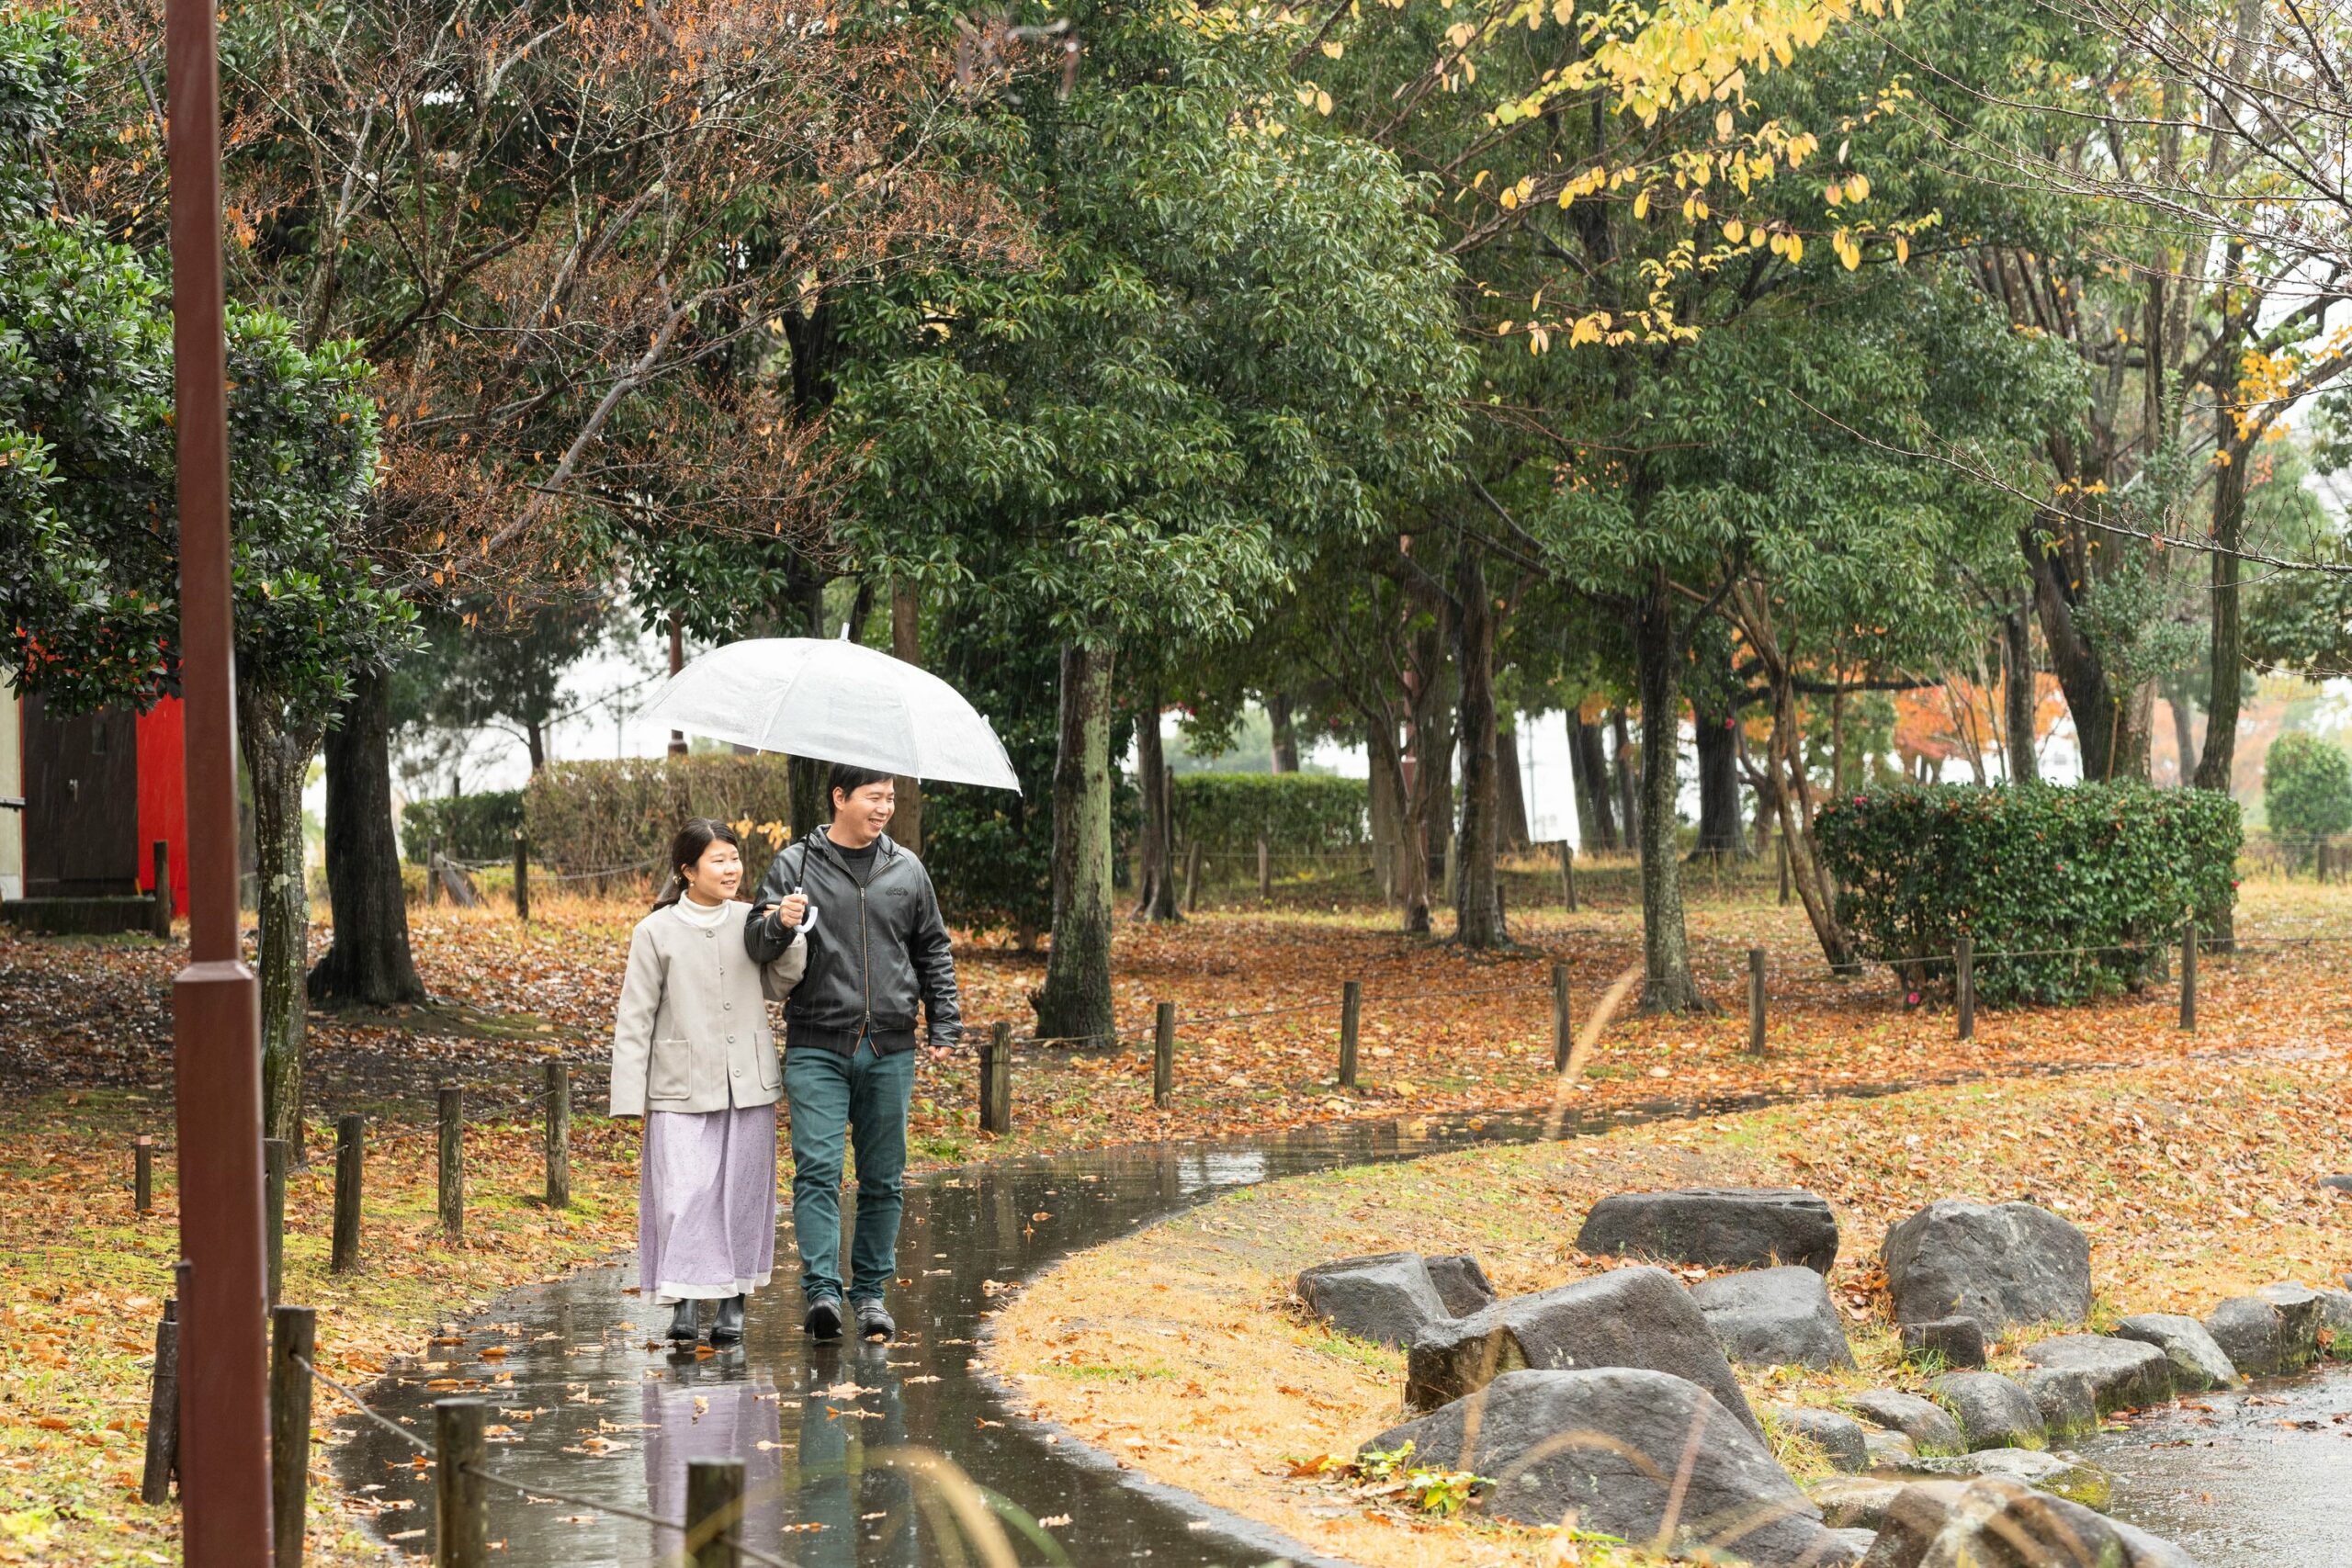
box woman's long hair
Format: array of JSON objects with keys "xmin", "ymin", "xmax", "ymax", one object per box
[{"xmin": 651, "ymin": 818, "xmax": 742, "ymax": 911}]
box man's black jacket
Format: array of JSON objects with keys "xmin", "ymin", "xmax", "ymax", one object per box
[{"xmin": 743, "ymin": 829, "xmax": 961, "ymax": 1055}]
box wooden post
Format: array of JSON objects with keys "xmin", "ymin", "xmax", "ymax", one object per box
[
  {"xmin": 543, "ymin": 1063, "xmax": 570, "ymax": 1209},
  {"xmin": 437, "ymin": 1086, "xmax": 463, "ymax": 1245},
  {"xmin": 685, "ymin": 1456, "xmax": 746, "ymax": 1568},
  {"xmin": 427, "ymin": 839, "xmax": 441, "ymax": 906},
  {"xmin": 330, "ymin": 1114, "xmax": 363, "ymax": 1274},
  {"xmin": 1182, "ymin": 840, "xmax": 1204, "ymax": 913},
  {"xmin": 1955, "ymin": 936, "xmax": 1975, "ymax": 1042},
  {"xmin": 513, "ymin": 833, "xmax": 530, "ymax": 923},
  {"xmin": 134, "ymin": 1134, "xmax": 154, "ymax": 1214},
  {"xmin": 1558, "ymin": 841, "xmax": 1577, "ymax": 912},
  {"xmin": 1153, "ymin": 1001, "xmax": 1175, "ymax": 1109},
  {"xmin": 1551, "ymin": 962, "xmax": 1572, "ymax": 1073},
  {"xmin": 151, "ymin": 840, "xmax": 173, "ymax": 937},
  {"xmin": 980, "ymin": 1021, "xmax": 1012, "ymax": 1134},
  {"xmin": 1257, "ymin": 832, "xmax": 1272, "ymax": 899},
  {"xmin": 263, "ymin": 1138, "xmax": 287, "ymax": 1307},
  {"xmin": 140, "ymin": 1297, "xmax": 179, "ymax": 1504},
  {"xmin": 270, "ymin": 1304, "xmax": 314, "ymax": 1568},
  {"xmin": 1338, "ymin": 980, "xmax": 1363, "ymax": 1090},
  {"xmin": 433, "ymin": 1399, "xmax": 489, "ymax": 1568},
  {"xmin": 1747, "ymin": 948, "xmax": 1767, "ymax": 1055},
  {"xmin": 2180, "ymin": 921, "xmax": 2197, "ymax": 1032},
  {"xmin": 1777, "ymin": 832, "xmax": 1792, "ymax": 907}
]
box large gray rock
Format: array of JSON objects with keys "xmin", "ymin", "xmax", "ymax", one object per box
[
  {"xmin": 1692, "ymin": 1266, "xmax": 1858, "ymax": 1371},
  {"xmin": 1867, "ymin": 1429, "xmax": 1920, "ymax": 1468},
  {"xmin": 1404, "ymin": 1264, "xmax": 1761, "ymax": 1436},
  {"xmin": 1577, "ymin": 1188, "xmax": 1839, "ymax": 1274},
  {"xmin": 1901, "ymin": 1315, "xmax": 1987, "ymax": 1370},
  {"xmin": 2256, "ymin": 1283, "xmax": 2324, "ymax": 1367},
  {"xmin": 1423, "ymin": 1253, "xmax": 1498, "ymax": 1317},
  {"xmin": 1811, "ymin": 1475, "xmax": 1906, "ymax": 1529},
  {"xmin": 1881, "ymin": 1200, "xmax": 2091, "ymax": 1332},
  {"xmin": 1857, "ymin": 1476, "xmax": 2201, "ymax": 1567},
  {"xmin": 1295, "ymin": 1252, "xmax": 1451, "ymax": 1348},
  {"xmin": 1848, "ymin": 1390, "xmax": 1966, "ymax": 1455},
  {"xmin": 2018, "ymin": 1368, "xmax": 2099, "ymax": 1439},
  {"xmin": 2115, "ymin": 1313, "xmax": 2240, "ymax": 1392},
  {"xmin": 1364, "ymin": 1369, "xmax": 1857, "ymax": 1566},
  {"xmin": 2321, "ymin": 1174, "xmax": 2352, "ymax": 1194},
  {"xmin": 1928, "ymin": 1372, "xmax": 2045, "ymax": 1450},
  {"xmin": 1774, "ymin": 1405, "xmax": 1870, "ymax": 1473},
  {"xmin": 2318, "ymin": 1289, "xmax": 2352, "ymax": 1359},
  {"xmin": 2202, "ymin": 1294, "xmax": 2285, "ymax": 1377},
  {"xmin": 1905, "ymin": 1449, "xmax": 2113, "ymax": 1508},
  {"xmin": 2022, "ymin": 1336, "xmax": 2172, "ymax": 1414}
]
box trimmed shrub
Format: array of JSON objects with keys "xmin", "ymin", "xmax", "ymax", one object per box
[
  {"xmin": 1815, "ymin": 783, "xmax": 2240, "ymax": 1005},
  {"xmin": 401, "ymin": 790, "xmax": 525, "ymax": 864},
  {"xmin": 2262, "ymin": 731, "xmax": 2352, "ymax": 865},
  {"xmin": 1170, "ymin": 772, "xmax": 1368, "ymax": 859},
  {"xmin": 524, "ymin": 754, "xmax": 797, "ymax": 889}
]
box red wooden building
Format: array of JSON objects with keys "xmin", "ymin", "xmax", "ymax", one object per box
[{"xmin": 0, "ymin": 684, "xmax": 187, "ymax": 928}]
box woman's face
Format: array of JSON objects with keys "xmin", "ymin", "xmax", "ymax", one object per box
[{"xmin": 682, "ymin": 837, "xmax": 742, "ymax": 904}]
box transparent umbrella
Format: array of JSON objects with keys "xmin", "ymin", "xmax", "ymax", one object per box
[{"xmin": 637, "ymin": 637, "xmax": 1021, "ymax": 791}]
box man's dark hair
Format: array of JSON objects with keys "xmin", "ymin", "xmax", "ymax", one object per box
[{"xmin": 828, "ymin": 762, "xmax": 894, "ymax": 806}]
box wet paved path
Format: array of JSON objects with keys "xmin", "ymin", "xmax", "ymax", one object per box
[{"xmin": 341, "ymin": 1110, "xmax": 1581, "ymax": 1566}]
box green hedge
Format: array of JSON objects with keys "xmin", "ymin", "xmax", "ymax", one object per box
[
  {"xmin": 2263, "ymin": 731, "xmax": 2352, "ymax": 867},
  {"xmin": 523, "ymin": 755, "xmax": 797, "ymax": 888},
  {"xmin": 1815, "ymin": 783, "xmax": 2241, "ymax": 1004},
  {"xmin": 1169, "ymin": 773, "xmax": 1367, "ymax": 858},
  {"xmin": 401, "ymin": 791, "xmax": 526, "ymax": 864}
]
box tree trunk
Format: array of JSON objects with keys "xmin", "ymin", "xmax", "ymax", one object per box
[
  {"xmin": 1366, "ymin": 718, "xmax": 1431, "ymax": 931},
  {"xmin": 1496, "ymin": 716, "xmax": 1531, "ymax": 852},
  {"xmin": 666, "ymin": 613, "xmax": 688, "ymax": 757},
  {"xmin": 1768, "ymin": 673, "xmax": 1862, "ymax": 972},
  {"xmin": 1452, "ymin": 547, "xmax": 1508, "ymax": 948},
  {"xmin": 1414, "ymin": 663, "xmax": 1457, "ymax": 892},
  {"xmin": 889, "ymin": 580, "xmax": 925, "ymax": 854},
  {"xmin": 2164, "ymin": 675, "xmax": 2200, "ymax": 785},
  {"xmin": 526, "ymin": 718, "xmax": 546, "ymax": 773},
  {"xmin": 2003, "ymin": 607, "xmax": 2039, "ymax": 784},
  {"xmin": 311, "ymin": 667, "xmax": 426, "ymax": 1010},
  {"xmin": 1633, "ymin": 577, "xmax": 1702, "ymax": 1011},
  {"xmin": 1132, "ymin": 694, "xmax": 1179, "ymax": 920},
  {"xmin": 2194, "ymin": 435, "xmax": 2247, "ymax": 796},
  {"xmin": 1036, "ymin": 643, "xmax": 1116, "ymax": 1043},
  {"xmin": 1690, "ymin": 710, "xmax": 1747, "ymax": 861},
  {"xmin": 788, "ymin": 569, "xmax": 827, "ymax": 840},
  {"xmin": 1367, "ymin": 736, "xmax": 1402, "ymax": 902},
  {"xmin": 1572, "ymin": 715, "xmax": 1618, "ymax": 852},
  {"xmin": 243, "ymin": 694, "xmax": 323, "ymax": 1160},
  {"xmin": 1610, "ymin": 705, "xmax": 1641, "ymax": 847},
  {"xmin": 1266, "ymin": 692, "xmax": 1300, "ymax": 773},
  {"xmin": 2024, "ymin": 524, "xmax": 2149, "ymax": 782}
]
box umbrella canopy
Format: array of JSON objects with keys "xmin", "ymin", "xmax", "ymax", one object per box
[{"xmin": 639, "ymin": 637, "xmax": 1022, "ymax": 792}]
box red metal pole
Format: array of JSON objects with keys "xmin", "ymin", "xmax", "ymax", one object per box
[{"xmin": 164, "ymin": 0, "xmax": 272, "ymax": 1556}]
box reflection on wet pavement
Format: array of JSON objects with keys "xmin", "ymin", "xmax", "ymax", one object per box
[{"xmin": 2081, "ymin": 1362, "xmax": 2352, "ymax": 1566}]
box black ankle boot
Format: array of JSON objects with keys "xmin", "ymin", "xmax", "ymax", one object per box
[
  {"xmin": 711, "ymin": 1294, "xmax": 746, "ymax": 1344},
  {"xmin": 668, "ymin": 1299, "xmax": 699, "ymax": 1343}
]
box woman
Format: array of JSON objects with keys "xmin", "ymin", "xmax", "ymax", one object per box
[{"xmin": 611, "ymin": 818, "xmax": 808, "ymax": 1345}]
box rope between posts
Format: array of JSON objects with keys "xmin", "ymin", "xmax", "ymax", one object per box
[
  {"xmin": 295, "ymin": 1354, "xmax": 429, "ymax": 1453},
  {"xmin": 459, "ymin": 1461, "xmax": 799, "ymax": 1568}
]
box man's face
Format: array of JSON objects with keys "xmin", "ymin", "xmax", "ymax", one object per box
[{"xmin": 832, "ymin": 779, "xmax": 896, "ymax": 843}]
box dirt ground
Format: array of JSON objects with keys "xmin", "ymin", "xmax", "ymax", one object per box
[{"xmin": 982, "ymin": 1056, "xmax": 2352, "ymax": 1568}]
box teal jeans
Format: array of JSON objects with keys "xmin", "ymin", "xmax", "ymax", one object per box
[{"xmin": 785, "ymin": 1035, "xmax": 915, "ymax": 1305}]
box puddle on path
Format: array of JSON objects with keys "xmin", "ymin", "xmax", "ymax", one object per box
[{"xmin": 2079, "ymin": 1362, "xmax": 2352, "ymax": 1566}]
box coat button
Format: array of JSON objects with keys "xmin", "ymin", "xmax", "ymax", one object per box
[
  {"xmin": 723, "ymin": 1001, "xmax": 733, "ymax": 1011},
  {"xmin": 728, "ymin": 1034, "xmax": 737, "ymax": 1043}
]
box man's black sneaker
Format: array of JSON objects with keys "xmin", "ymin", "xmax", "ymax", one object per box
[
  {"xmin": 667, "ymin": 1300, "xmax": 699, "ymax": 1343},
  {"xmin": 710, "ymin": 1294, "xmax": 746, "ymax": 1344},
  {"xmin": 804, "ymin": 1296, "xmax": 843, "ymax": 1341},
  {"xmin": 853, "ymin": 1298, "xmax": 895, "ymax": 1342}
]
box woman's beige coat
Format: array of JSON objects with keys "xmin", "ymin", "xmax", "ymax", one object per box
[{"xmin": 609, "ymin": 900, "xmax": 806, "ymax": 1116}]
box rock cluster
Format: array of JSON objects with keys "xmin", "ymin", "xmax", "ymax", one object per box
[{"xmin": 1299, "ymin": 1186, "xmax": 2260, "ymax": 1567}]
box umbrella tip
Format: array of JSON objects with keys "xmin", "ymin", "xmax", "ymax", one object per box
[{"xmin": 839, "ymin": 625, "xmax": 852, "ymax": 640}]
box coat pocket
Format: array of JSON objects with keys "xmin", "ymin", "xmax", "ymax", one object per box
[{"xmin": 648, "ymin": 1039, "xmax": 691, "ymax": 1100}]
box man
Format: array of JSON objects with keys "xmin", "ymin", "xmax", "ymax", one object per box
[{"xmin": 746, "ymin": 762, "xmax": 960, "ymax": 1342}]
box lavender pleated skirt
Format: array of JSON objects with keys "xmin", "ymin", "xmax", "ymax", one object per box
[{"xmin": 639, "ymin": 1102, "xmax": 777, "ymax": 1303}]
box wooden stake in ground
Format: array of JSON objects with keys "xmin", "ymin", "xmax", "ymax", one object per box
[
  {"xmin": 134, "ymin": 1134, "xmax": 153, "ymax": 1213},
  {"xmin": 980, "ymin": 1021, "xmax": 1012, "ymax": 1134},
  {"xmin": 434, "ymin": 1399, "xmax": 489, "ymax": 1567},
  {"xmin": 1551, "ymin": 963, "xmax": 1572, "ymax": 1073},
  {"xmin": 1747, "ymin": 948, "xmax": 1767, "ymax": 1055},
  {"xmin": 263, "ymin": 1138, "xmax": 287, "ymax": 1307},
  {"xmin": 2181, "ymin": 921, "xmax": 2198, "ymax": 1032},
  {"xmin": 269, "ymin": 1305, "xmax": 313, "ymax": 1568},
  {"xmin": 1956, "ymin": 936, "xmax": 1975, "ymax": 1042},
  {"xmin": 1338, "ymin": 980, "xmax": 1362, "ymax": 1090},
  {"xmin": 1557, "ymin": 841, "xmax": 1577, "ymax": 912},
  {"xmin": 331, "ymin": 1113, "xmax": 363, "ymax": 1273},
  {"xmin": 543, "ymin": 1064, "xmax": 570, "ymax": 1209},
  {"xmin": 438, "ymin": 1086, "xmax": 464, "ymax": 1244},
  {"xmin": 140, "ymin": 1297, "xmax": 178, "ymax": 1504},
  {"xmin": 686, "ymin": 1457, "xmax": 745, "ymax": 1568},
  {"xmin": 513, "ymin": 833, "xmax": 531, "ymax": 923},
  {"xmin": 1153, "ymin": 1001, "xmax": 1175, "ymax": 1109}
]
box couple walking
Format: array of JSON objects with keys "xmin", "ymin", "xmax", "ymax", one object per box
[{"xmin": 607, "ymin": 763, "xmax": 960, "ymax": 1345}]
